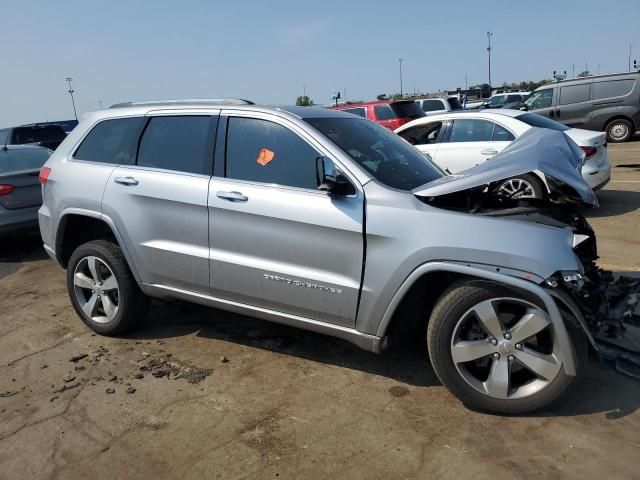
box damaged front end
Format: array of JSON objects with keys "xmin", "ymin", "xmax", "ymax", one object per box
[{"xmin": 413, "ymin": 128, "xmax": 640, "ymax": 375}]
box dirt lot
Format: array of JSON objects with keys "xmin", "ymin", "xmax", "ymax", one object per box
[{"xmin": 1, "ymin": 139, "xmax": 640, "ymax": 480}]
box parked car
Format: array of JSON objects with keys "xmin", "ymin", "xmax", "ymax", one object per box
[
  {"xmin": 482, "ymin": 92, "xmax": 530, "ymax": 109},
  {"xmin": 395, "ymin": 110, "xmax": 611, "ymax": 198},
  {"xmin": 523, "ymin": 72, "xmax": 640, "ymax": 142},
  {"xmin": 0, "ymin": 123, "xmax": 67, "ymax": 150},
  {"xmin": 332, "ymin": 100, "xmax": 424, "ymax": 130},
  {"xmin": 20, "ymin": 119, "xmax": 79, "ymax": 135},
  {"xmin": 415, "ymin": 97, "xmax": 464, "ymax": 115},
  {"xmin": 41, "ymin": 100, "xmax": 623, "ymax": 414},
  {"xmin": 0, "ymin": 144, "xmax": 52, "ymax": 237}
]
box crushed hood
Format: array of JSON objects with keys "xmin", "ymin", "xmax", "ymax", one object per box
[{"xmin": 413, "ymin": 128, "xmax": 598, "ymax": 207}]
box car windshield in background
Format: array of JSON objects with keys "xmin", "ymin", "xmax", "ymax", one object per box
[
  {"xmin": 0, "ymin": 147, "xmax": 51, "ymax": 173},
  {"xmin": 305, "ymin": 117, "xmax": 443, "ymax": 191},
  {"xmin": 518, "ymin": 112, "xmax": 569, "ymax": 131},
  {"xmin": 488, "ymin": 96, "xmax": 508, "ymax": 107},
  {"xmin": 448, "ymin": 98, "xmax": 463, "ymax": 110},
  {"xmin": 390, "ymin": 102, "xmax": 425, "ymax": 118},
  {"xmin": 11, "ymin": 126, "xmax": 66, "ymax": 144}
]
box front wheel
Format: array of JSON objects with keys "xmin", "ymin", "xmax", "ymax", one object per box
[
  {"xmin": 494, "ymin": 173, "xmax": 545, "ymax": 200},
  {"xmin": 427, "ymin": 280, "xmax": 587, "ymax": 414}
]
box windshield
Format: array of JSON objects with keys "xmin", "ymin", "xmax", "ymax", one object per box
[
  {"xmin": 517, "ymin": 112, "xmax": 569, "ymax": 131},
  {"xmin": 524, "ymin": 89, "xmax": 553, "ymax": 110},
  {"xmin": 390, "ymin": 102, "xmax": 425, "ymax": 119},
  {"xmin": 11, "ymin": 126, "xmax": 66, "ymax": 144},
  {"xmin": 305, "ymin": 117, "xmax": 443, "ymax": 191},
  {"xmin": 488, "ymin": 96, "xmax": 508, "ymax": 107}
]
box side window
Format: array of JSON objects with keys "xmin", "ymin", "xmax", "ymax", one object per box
[
  {"xmin": 225, "ymin": 117, "xmax": 320, "ymax": 190},
  {"xmin": 592, "ymin": 79, "xmax": 635, "ymax": 100},
  {"xmin": 449, "ymin": 119, "xmax": 494, "ymax": 143},
  {"xmin": 526, "ymin": 89, "xmax": 554, "ymax": 109},
  {"xmin": 422, "ymin": 100, "xmax": 444, "ymax": 112},
  {"xmin": 398, "ymin": 123, "xmax": 443, "ymax": 145},
  {"xmin": 0, "ymin": 130, "xmax": 8, "ymax": 145},
  {"xmin": 559, "ymin": 84, "xmax": 591, "ymax": 105},
  {"xmin": 74, "ymin": 117, "xmax": 143, "ymax": 164},
  {"xmin": 373, "ymin": 104, "xmax": 395, "ymax": 120},
  {"xmin": 506, "ymin": 95, "xmax": 522, "ymax": 103},
  {"xmin": 492, "ymin": 124, "xmax": 515, "ymax": 141},
  {"xmin": 342, "ymin": 107, "xmax": 366, "ymax": 117},
  {"xmin": 137, "ymin": 116, "xmax": 213, "ymax": 175}
]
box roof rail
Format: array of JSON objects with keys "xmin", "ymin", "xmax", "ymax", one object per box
[{"xmin": 109, "ymin": 98, "xmax": 255, "ymax": 108}]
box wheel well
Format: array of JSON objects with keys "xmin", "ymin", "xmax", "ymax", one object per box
[
  {"xmin": 603, "ymin": 115, "xmax": 636, "ymax": 132},
  {"xmin": 56, "ymin": 215, "xmax": 118, "ymax": 268}
]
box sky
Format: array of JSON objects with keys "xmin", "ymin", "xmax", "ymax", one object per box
[{"xmin": 1, "ymin": 0, "xmax": 638, "ymax": 126}]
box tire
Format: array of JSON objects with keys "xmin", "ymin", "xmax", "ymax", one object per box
[
  {"xmin": 494, "ymin": 173, "xmax": 545, "ymax": 200},
  {"xmin": 427, "ymin": 280, "xmax": 587, "ymax": 415},
  {"xmin": 66, "ymin": 240, "xmax": 148, "ymax": 335},
  {"xmin": 605, "ymin": 118, "xmax": 633, "ymax": 143}
]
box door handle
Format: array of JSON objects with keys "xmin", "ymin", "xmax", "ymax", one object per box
[
  {"xmin": 216, "ymin": 191, "xmax": 248, "ymax": 202},
  {"xmin": 481, "ymin": 149, "xmax": 499, "ymax": 156},
  {"xmin": 114, "ymin": 176, "xmax": 139, "ymax": 186}
]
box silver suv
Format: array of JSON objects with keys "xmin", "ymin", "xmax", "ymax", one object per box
[{"xmin": 38, "ymin": 100, "xmax": 615, "ymax": 414}]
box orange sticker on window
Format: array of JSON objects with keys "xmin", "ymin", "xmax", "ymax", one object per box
[{"xmin": 257, "ymin": 148, "xmax": 275, "ymax": 166}]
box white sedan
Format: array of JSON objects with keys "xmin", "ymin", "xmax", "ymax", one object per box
[{"xmin": 395, "ymin": 110, "xmax": 611, "ymax": 199}]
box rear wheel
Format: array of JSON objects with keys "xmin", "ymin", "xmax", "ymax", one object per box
[
  {"xmin": 427, "ymin": 280, "xmax": 586, "ymax": 414},
  {"xmin": 605, "ymin": 118, "xmax": 633, "ymax": 143},
  {"xmin": 494, "ymin": 173, "xmax": 545, "ymax": 200},
  {"xmin": 66, "ymin": 240, "xmax": 148, "ymax": 335}
]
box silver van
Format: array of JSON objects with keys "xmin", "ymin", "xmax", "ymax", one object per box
[{"xmin": 523, "ymin": 72, "xmax": 640, "ymax": 142}]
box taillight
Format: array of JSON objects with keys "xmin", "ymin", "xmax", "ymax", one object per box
[
  {"xmin": 0, "ymin": 184, "xmax": 15, "ymax": 196},
  {"xmin": 39, "ymin": 166, "xmax": 52, "ymax": 185},
  {"xmin": 580, "ymin": 146, "xmax": 597, "ymax": 158}
]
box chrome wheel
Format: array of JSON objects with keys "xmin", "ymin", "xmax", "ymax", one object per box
[
  {"xmin": 608, "ymin": 122, "xmax": 629, "ymax": 141},
  {"xmin": 496, "ymin": 178, "xmax": 536, "ymax": 199},
  {"xmin": 73, "ymin": 256, "xmax": 120, "ymax": 323},
  {"xmin": 450, "ymin": 297, "xmax": 562, "ymax": 400}
]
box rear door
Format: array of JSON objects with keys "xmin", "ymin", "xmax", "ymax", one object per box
[
  {"xmin": 556, "ymin": 82, "xmax": 593, "ymax": 127},
  {"xmin": 433, "ymin": 118, "xmax": 514, "ymax": 173},
  {"xmin": 102, "ymin": 113, "xmax": 217, "ymax": 294},
  {"xmin": 208, "ymin": 112, "xmax": 364, "ymax": 327}
]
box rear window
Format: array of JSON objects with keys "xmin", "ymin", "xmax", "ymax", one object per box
[
  {"xmin": 74, "ymin": 117, "xmax": 143, "ymax": 164},
  {"xmin": 373, "ymin": 104, "xmax": 396, "ymax": 120},
  {"xmin": 593, "ymin": 79, "xmax": 635, "ymax": 100},
  {"xmin": 11, "ymin": 126, "xmax": 66, "ymax": 145},
  {"xmin": 0, "ymin": 147, "xmax": 51, "ymax": 173},
  {"xmin": 421, "ymin": 100, "xmax": 445, "ymax": 112},
  {"xmin": 341, "ymin": 107, "xmax": 366, "ymax": 118},
  {"xmin": 390, "ymin": 102, "xmax": 424, "ymax": 118},
  {"xmin": 517, "ymin": 113, "xmax": 569, "ymax": 131}
]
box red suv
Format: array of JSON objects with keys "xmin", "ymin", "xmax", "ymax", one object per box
[{"xmin": 333, "ymin": 100, "xmax": 424, "ymax": 130}]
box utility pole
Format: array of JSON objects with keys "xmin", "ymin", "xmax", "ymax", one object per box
[
  {"xmin": 303, "ymin": 84, "xmax": 306, "ymax": 97},
  {"xmin": 629, "ymin": 44, "xmax": 633, "ymax": 72},
  {"xmin": 486, "ymin": 32, "xmax": 493, "ymax": 88},
  {"xmin": 398, "ymin": 58, "xmax": 404, "ymax": 97},
  {"xmin": 572, "ymin": 63, "xmax": 575, "ymax": 78},
  {"xmin": 98, "ymin": 100, "xmax": 103, "ymax": 110},
  {"xmin": 65, "ymin": 77, "xmax": 78, "ymax": 121},
  {"xmin": 465, "ymin": 73, "xmax": 468, "ymax": 90}
]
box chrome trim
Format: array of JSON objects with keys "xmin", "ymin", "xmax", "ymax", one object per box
[{"xmin": 141, "ymin": 283, "xmax": 384, "ymax": 353}]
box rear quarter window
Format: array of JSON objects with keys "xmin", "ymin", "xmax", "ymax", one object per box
[
  {"xmin": 74, "ymin": 117, "xmax": 144, "ymax": 164},
  {"xmin": 341, "ymin": 107, "xmax": 366, "ymax": 118},
  {"xmin": 592, "ymin": 79, "xmax": 635, "ymax": 100},
  {"xmin": 373, "ymin": 104, "xmax": 396, "ymax": 120},
  {"xmin": 421, "ymin": 100, "xmax": 445, "ymax": 112}
]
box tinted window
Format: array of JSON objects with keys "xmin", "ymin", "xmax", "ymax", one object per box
[
  {"xmin": 449, "ymin": 119, "xmax": 495, "ymax": 142},
  {"xmin": 422, "ymin": 100, "xmax": 445, "ymax": 112},
  {"xmin": 137, "ymin": 116, "xmax": 212, "ymax": 175},
  {"xmin": 74, "ymin": 117, "xmax": 143, "ymax": 164},
  {"xmin": 447, "ymin": 98, "xmax": 463, "ymax": 110},
  {"xmin": 342, "ymin": 107, "xmax": 366, "ymax": 118},
  {"xmin": 559, "ymin": 84, "xmax": 591, "ymax": 105},
  {"xmin": 398, "ymin": 123, "xmax": 443, "ymax": 145},
  {"xmin": 390, "ymin": 102, "xmax": 424, "ymax": 118},
  {"xmin": 226, "ymin": 117, "xmax": 320, "ymax": 189},
  {"xmin": 517, "ymin": 112, "xmax": 569, "ymax": 131},
  {"xmin": 492, "ymin": 124, "xmax": 515, "ymax": 141},
  {"xmin": 373, "ymin": 104, "xmax": 395, "ymax": 120},
  {"xmin": 506, "ymin": 95, "xmax": 523, "ymax": 102},
  {"xmin": 0, "ymin": 130, "xmax": 8, "ymax": 145},
  {"xmin": 525, "ymin": 89, "xmax": 553, "ymax": 109},
  {"xmin": 488, "ymin": 96, "xmax": 509, "ymax": 107},
  {"xmin": 0, "ymin": 147, "xmax": 51, "ymax": 173},
  {"xmin": 593, "ymin": 79, "xmax": 635, "ymax": 99},
  {"xmin": 306, "ymin": 117, "xmax": 443, "ymax": 191},
  {"xmin": 10, "ymin": 126, "xmax": 66, "ymax": 145}
]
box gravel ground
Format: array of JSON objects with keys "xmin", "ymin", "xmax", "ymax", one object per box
[{"xmin": 1, "ymin": 138, "xmax": 639, "ymax": 480}]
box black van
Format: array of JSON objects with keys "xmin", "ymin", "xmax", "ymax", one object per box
[{"xmin": 523, "ymin": 72, "xmax": 640, "ymax": 142}]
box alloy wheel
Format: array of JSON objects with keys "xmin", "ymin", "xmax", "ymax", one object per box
[
  {"xmin": 73, "ymin": 256, "xmax": 120, "ymax": 323},
  {"xmin": 496, "ymin": 178, "xmax": 536, "ymax": 199},
  {"xmin": 450, "ymin": 297, "xmax": 563, "ymax": 400}
]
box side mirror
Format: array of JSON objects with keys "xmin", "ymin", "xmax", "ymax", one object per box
[
  {"xmin": 519, "ymin": 104, "xmax": 528, "ymax": 111},
  {"xmin": 316, "ymin": 156, "xmax": 354, "ymax": 196}
]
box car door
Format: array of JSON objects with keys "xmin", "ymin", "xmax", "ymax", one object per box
[
  {"xmin": 396, "ymin": 121, "xmax": 444, "ymax": 159},
  {"xmin": 208, "ymin": 112, "xmax": 364, "ymax": 327},
  {"xmin": 102, "ymin": 113, "xmax": 217, "ymax": 294},
  {"xmin": 433, "ymin": 118, "xmax": 507, "ymax": 173},
  {"xmin": 555, "ymin": 82, "xmax": 593, "ymax": 127},
  {"xmin": 525, "ymin": 87, "xmax": 557, "ymax": 119}
]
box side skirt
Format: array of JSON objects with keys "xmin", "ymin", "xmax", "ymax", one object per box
[{"xmin": 140, "ymin": 283, "xmax": 385, "ymax": 353}]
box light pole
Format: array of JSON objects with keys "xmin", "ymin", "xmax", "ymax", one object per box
[
  {"xmin": 398, "ymin": 58, "xmax": 404, "ymax": 97},
  {"xmin": 486, "ymin": 32, "xmax": 493, "ymax": 89},
  {"xmin": 629, "ymin": 44, "xmax": 633, "ymax": 72},
  {"xmin": 65, "ymin": 77, "xmax": 78, "ymax": 121}
]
